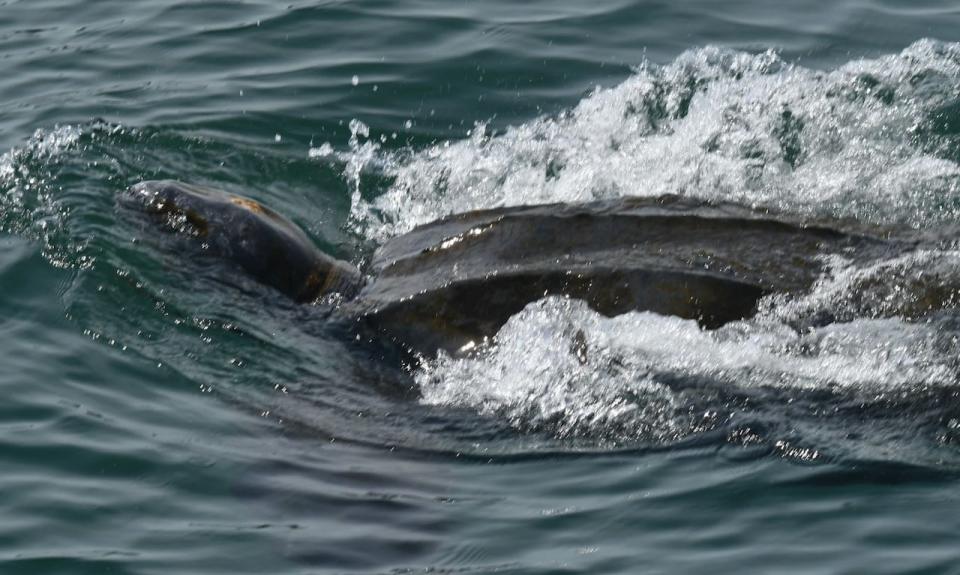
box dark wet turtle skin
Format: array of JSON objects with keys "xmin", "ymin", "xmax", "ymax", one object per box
[
  {"xmin": 125, "ymin": 181, "xmax": 362, "ymax": 302},
  {"xmin": 124, "ymin": 181, "xmax": 921, "ymax": 356}
]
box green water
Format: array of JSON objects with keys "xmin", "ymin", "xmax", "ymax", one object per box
[{"xmin": 3, "ymin": 1, "xmax": 960, "ymax": 573}]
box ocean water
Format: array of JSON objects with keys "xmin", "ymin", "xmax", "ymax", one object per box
[{"xmin": 2, "ymin": 1, "xmax": 960, "ymax": 573}]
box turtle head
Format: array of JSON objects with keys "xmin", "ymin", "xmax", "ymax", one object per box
[{"xmin": 125, "ymin": 180, "xmax": 364, "ymax": 303}]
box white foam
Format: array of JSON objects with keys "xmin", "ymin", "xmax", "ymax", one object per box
[
  {"xmin": 347, "ymin": 40, "xmax": 960, "ymax": 241},
  {"xmin": 0, "ymin": 125, "xmax": 83, "ymax": 267},
  {"xmin": 0, "ymin": 125, "xmax": 81, "ymax": 184},
  {"xmin": 417, "ymin": 297, "xmax": 957, "ymax": 441}
]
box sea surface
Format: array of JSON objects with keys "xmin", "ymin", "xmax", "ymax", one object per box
[{"xmin": 2, "ymin": 1, "xmax": 960, "ymax": 573}]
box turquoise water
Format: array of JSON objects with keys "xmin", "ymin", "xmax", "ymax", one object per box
[{"xmin": 3, "ymin": 1, "xmax": 960, "ymax": 573}]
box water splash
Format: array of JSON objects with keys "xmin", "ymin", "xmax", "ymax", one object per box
[
  {"xmin": 0, "ymin": 125, "xmax": 85, "ymax": 268},
  {"xmin": 330, "ymin": 41, "xmax": 960, "ymax": 448},
  {"xmin": 347, "ymin": 40, "xmax": 960, "ymax": 241},
  {"xmin": 764, "ymin": 250, "xmax": 960, "ymax": 327},
  {"xmin": 417, "ymin": 297, "xmax": 958, "ymax": 444}
]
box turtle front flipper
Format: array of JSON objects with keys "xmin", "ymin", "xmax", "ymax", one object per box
[
  {"xmin": 352, "ymin": 266, "xmax": 767, "ymax": 356},
  {"xmin": 353, "ymin": 196, "xmax": 905, "ymax": 356},
  {"xmin": 123, "ymin": 180, "xmax": 363, "ymax": 302}
]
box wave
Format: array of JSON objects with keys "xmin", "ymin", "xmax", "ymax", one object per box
[
  {"xmin": 333, "ymin": 41, "xmax": 960, "ymax": 455},
  {"xmin": 344, "ymin": 40, "xmax": 960, "ymax": 241}
]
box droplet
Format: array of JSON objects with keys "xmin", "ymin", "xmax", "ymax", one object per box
[
  {"xmin": 351, "ymin": 75, "xmax": 359, "ymax": 86},
  {"xmin": 308, "ymin": 142, "xmax": 334, "ymax": 158}
]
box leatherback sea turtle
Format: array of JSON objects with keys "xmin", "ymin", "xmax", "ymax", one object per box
[{"xmin": 123, "ymin": 180, "xmax": 947, "ymax": 356}]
